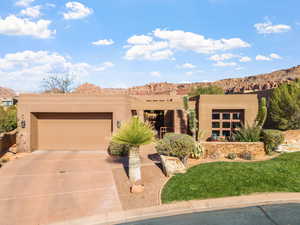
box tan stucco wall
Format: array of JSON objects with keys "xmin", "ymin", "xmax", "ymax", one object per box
[
  {"xmin": 198, "ymin": 94, "xmax": 259, "ymax": 140},
  {"xmin": 17, "ymin": 94, "xmax": 132, "ymax": 152},
  {"xmin": 17, "ymin": 93, "xmax": 258, "ymax": 152}
]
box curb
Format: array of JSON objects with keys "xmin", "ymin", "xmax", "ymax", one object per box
[{"xmin": 50, "ymin": 192, "xmax": 300, "ymax": 225}]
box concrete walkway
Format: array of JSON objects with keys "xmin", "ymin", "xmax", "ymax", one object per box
[{"xmin": 0, "ymin": 151, "xmax": 122, "ymax": 225}]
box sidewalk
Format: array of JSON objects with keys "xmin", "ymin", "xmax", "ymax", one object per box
[{"xmin": 49, "ymin": 192, "xmax": 300, "ymax": 225}]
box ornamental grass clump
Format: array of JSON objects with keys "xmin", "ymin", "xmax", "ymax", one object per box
[
  {"xmin": 233, "ymin": 124, "xmax": 261, "ymax": 142},
  {"xmin": 112, "ymin": 116, "xmax": 155, "ymax": 183}
]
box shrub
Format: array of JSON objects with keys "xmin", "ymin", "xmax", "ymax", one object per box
[
  {"xmin": 190, "ymin": 142, "xmax": 203, "ymax": 159},
  {"xmin": 107, "ymin": 142, "xmax": 130, "ymax": 156},
  {"xmin": 112, "ymin": 116, "xmax": 155, "ymax": 147},
  {"xmin": 0, "ymin": 106, "xmax": 17, "ymax": 133},
  {"xmin": 239, "ymin": 151, "xmax": 253, "ymax": 160},
  {"xmin": 227, "ymin": 152, "xmax": 237, "ymax": 160},
  {"xmin": 233, "ymin": 124, "xmax": 261, "ymax": 142},
  {"xmin": 269, "ymin": 80, "xmax": 300, "ymax": 130},
  {"xmin": 189, "ymin": 85, "xmax": 224, "ymax": 97},
  {"xmin": 261, "ymin": 129, "xmax": 284, "ymax": 154},
  {"xmin": 156, "ymin": 133, "xmax": 196, "ymax": 164}
]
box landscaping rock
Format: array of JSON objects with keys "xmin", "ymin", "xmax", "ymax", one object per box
[
  {"xmin": 130, "ymin": 184, "xmax": 145, "ymax": 193},
  {"xmin": 276, "ymin": 142, "xmax": 300, "ymax": 153},
  {"xmin": 160, "ymin": 155, "xmax": 186, "ymax": 177}
]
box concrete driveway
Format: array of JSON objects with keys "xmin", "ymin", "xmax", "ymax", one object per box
[{"xmin": 0, "ymin": 151, "xmax": 122, "ymax": 225}]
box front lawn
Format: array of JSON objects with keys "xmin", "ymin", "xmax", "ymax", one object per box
[{"xmin": 161, "ymin": 152, "xmax": 300, "ymax": 203}]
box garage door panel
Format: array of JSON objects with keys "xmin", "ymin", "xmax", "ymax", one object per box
[{"xmin": 36, "ymin": 113, "xmax": 112, "ymax": 151}]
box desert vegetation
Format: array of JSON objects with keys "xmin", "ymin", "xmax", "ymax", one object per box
[
  {"xmin": 0, "ymin": 106, "xmax": 17, "ymax": 134},
  {"xmin": 269, "ymin": 79, "xmax": 300, "ymax": 130},
  {"xmin": 112, "ymin": 116, "xmax": 155, "ymax": 183}
]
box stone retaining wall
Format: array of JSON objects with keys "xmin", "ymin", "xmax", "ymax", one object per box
[
  {"xmin": 0, "ymin": 130, "xmax": 17, "ymax": 154},
  {"xmin": 201, "ymin": 141, "xmax": 265, "ymax": 159}
]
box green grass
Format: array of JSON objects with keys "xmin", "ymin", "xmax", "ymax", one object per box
[{"xmin": 161, "ymin": 152, "xmax": 300, "ymax": 203}]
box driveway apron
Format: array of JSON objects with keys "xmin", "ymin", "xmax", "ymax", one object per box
[{"xmin": 0, "ymin": 151, "xmax": 122, "ymax": 225}]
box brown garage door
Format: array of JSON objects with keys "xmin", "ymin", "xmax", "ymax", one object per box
[{"xmin": 35, "ymin": 113, "xmax": 112, "ymax": 150}]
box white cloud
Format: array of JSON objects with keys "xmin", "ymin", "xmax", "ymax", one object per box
[
  {"xmin": 94, "ymin": 61, "xmax": 114, "ymax": 71},
  {"xmin": 239, "ymin": 56, "xmax": 251, "ymax": 62},
  {"xmin": 20, "ymin": 5, "xmax": 42, "ymax": 18},
  {"xmin": 16, "ymin": 0, "xmax": 35, "ymax": 7},
  {"xmin": 0, "ymin": 50, "xmax": 113, "ymax": 91},
  {"xmin": 270, "ymin": 53, "xmax": 282, "ymax": 59},
  {"xmin": 127, "ymin": 35, "xmax": 153, "ymax": 45},
  {"xmin": 153, "ymin": 29, "xmax": 250, "ymax": 54},
  {"xmin": 63, "ymin": 2, "xmax": 93, "ymax": 20},
  {"xmin": 0, "ymin": 15, "xmax": 55, "ymax": 38},
  {"xmin": 177, "ymin": 63, "xmax": 196, "ymax": 69},
  {"xmin": 125, "ymin": 41, "xmax": 173, "ymax": 61},
  {"xmin": 256, "ymin": 53, "xmax": 282, "ymax": 61},
  {"xmin": 254, "ymin": 20, "xmax": 291, "ymax": 34},
  {"xmin": 125, "ymin": 29, "xmax": 250, "ymax": 61},
  {"xmin": 213, "ymin": 61, "xmax": 237, "ymax": 67},
  {"xmin": 256, "ymin": 55, "xmax": 271, "ymax": 61},
  {"xmin": 150, "ymin": 71, "xmax": 161, "ymax": 77},
  {"xmin": 209, "ymin": 53, "xmax": 238, "ymax": 61},
  {"xmin": 92, "ymin": 39, "xmax": 114, "ymax": 46}
]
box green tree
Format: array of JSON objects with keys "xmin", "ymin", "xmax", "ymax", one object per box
[
  {"xmin": 112, "ymin": 116, "xmax": 155, "ymax": 183},
  {"xmin": 189, "ymin": 85, "xmax": 224, "ymax": 97},
  {"xmin": 0, "ymin": 106, "xmax": 17, "ymax": 133},
  {"xmin": 269, "ymin": 80, "xmax": 300, "ymax": 130}
]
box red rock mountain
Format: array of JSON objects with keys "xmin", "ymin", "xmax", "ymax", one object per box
[
  {"xmin": 74, "ymin": 65, "xmax": 300, "ymax": 95},
  {"xmin": 2, "ymin": 65, "xmax": 300, "ymax": 96},
  {"xmin": 0, "ymin": 87, "xmax": 16, "ymax": 98}
]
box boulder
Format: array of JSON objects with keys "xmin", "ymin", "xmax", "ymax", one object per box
[{"xmin": 160, "ymin": 155, "xmax": 186, "ymax": 177}]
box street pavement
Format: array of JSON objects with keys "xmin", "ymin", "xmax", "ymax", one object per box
[{"xmin": 118, "ymin": 203, "xmax": 300, "ymax": 225}]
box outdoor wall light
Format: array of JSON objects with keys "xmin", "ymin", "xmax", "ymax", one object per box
[
  {"xmin": 20, "ymin": 115, "xmax": 26, "ymax": 128},
  {"xmin": 21, "ymin": 120, "xmax": 26, "ymax": 128},
  {"xmin": 117, "ymin": 120, "xmax": 122, "ymax": 128}
]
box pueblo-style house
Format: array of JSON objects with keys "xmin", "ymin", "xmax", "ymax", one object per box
[{"xmin": 17, "ymin": 93, "xmax": 258, "ymax": 152}]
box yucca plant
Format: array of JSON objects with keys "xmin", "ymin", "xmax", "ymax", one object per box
[
  {"xmin": 233, "ymin": 124, "xmax": 261, "ymax": 142},
  {"xmin": 112, "ymin": 116, "xmax": 155, "ymax": 183}
]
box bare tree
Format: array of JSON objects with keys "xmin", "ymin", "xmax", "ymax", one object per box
[{"xmin": 42, "ymin": 75, "xmax": 74, "ymax": 93}]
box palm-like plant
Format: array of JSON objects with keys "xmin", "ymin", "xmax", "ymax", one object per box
[{"xmin": 112, "ymin": 116, "xmax": 155, "ymax": 183}]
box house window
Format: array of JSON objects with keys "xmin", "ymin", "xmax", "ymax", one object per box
[
  {"xmin": 222, "ymin": 122, "xmax": 231, "ymax": 128},
  {"xmin": 211, "ymin": 110, "xmax": 244, "ymax": 138},
  {"xmin": 212, "ymin": 113, "xmax": 220, "ymax": 120},
  {"xmin": 212, "ymin": 122, "xmax": 220, "ymax": 128},
  {"xmin": 222, "ymin": 113, "xmax": 230, "ymax": 120},
  {"xmin": 2, "ymin": 101, "xmax": 13, "ymax": 106}
]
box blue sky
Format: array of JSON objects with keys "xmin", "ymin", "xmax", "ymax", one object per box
[{"xmin": 0, "ymin": 0, "xmax": 299, "ymax": 92}]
